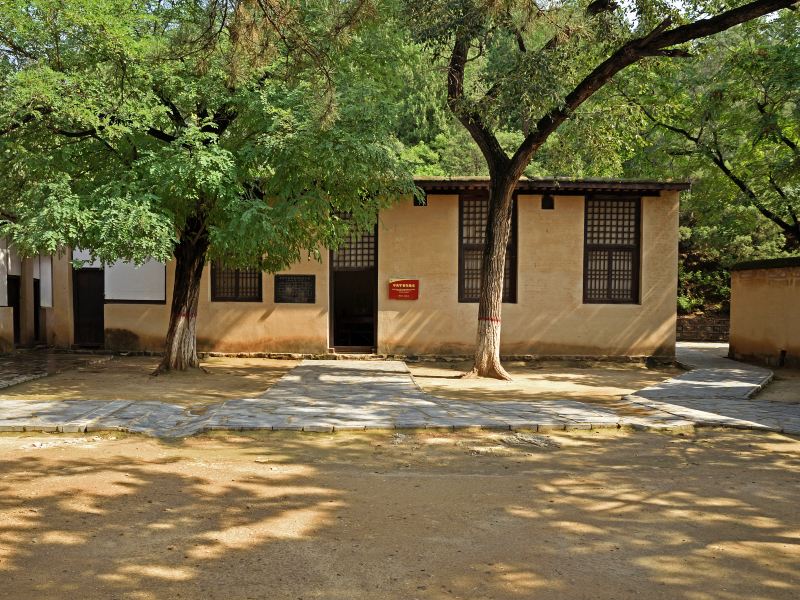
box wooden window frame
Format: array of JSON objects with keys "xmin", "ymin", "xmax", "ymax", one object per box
[
  {"xmin": 458, "ymin": 193, "xmax": 518, "ymax": 304},
  {"xmin": 274, "ymin": 274, "xmax": 316, "ymax": 304},
  {"xmin": 210, "ymin": 262, "xmax": 263, "ymax": 302},
  {"xmin": 582, "ymin": 195, "xmax": 641, "ymax": 305}
]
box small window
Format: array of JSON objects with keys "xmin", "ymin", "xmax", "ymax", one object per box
[
  {"xmin": 541, "ymin": 194, "xmax": 555, "ymax": 210},
  {"xmin": 274, "ymin": 275, "xmax": 315, "ymax": 304},
  {"xmin": 583, "ymin": 196, "xmax": 641, "ymax": 304},
  {"xmin": 211, "ymin": 262, "xmax": 262, "ymax": 302},
  {"xmin": 458, "ymin": 194, "xmax": 517, "ymax": 303}
]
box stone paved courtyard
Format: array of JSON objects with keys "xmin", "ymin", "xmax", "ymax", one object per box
[
  {"xmin": 0, "ymin": 351, "xmax": 111, "ymax": 390},
  {"xmin": 0, "ymin": 343, "xmax": 797, "ymax": 437}
]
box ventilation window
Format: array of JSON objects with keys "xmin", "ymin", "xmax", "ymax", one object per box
[
  {"xmin": 274, "ymin": 275, "xmax": 316, "ymax": 304},
  {"xmin": 211, "ymin": 263, "xmax": 262, "ymax": 302}
]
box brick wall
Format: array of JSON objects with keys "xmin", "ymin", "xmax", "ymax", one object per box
[{"xmin": 677, "ymin": 313, "xmax": 729, "ymax": 342}]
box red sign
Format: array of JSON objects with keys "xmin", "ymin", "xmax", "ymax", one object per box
[{"xmin": 388, "ymin": 279, "xmax": 419, "ymax": 300}]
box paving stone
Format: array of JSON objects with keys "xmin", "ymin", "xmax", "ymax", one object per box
[
  {"xmin": 302, "ymin": 424, "xmax": 334, "ymax": 433},
  {"xmin": 0, "ymin": 422, "xmax": 25, "ymax": 432},
  {"xmin": 1, "ymin": 343, "xmax": 797, "ymax": 438},
  {"xmin": 564, "ymin": 423, "xmax": 592, "ymax": 431}
]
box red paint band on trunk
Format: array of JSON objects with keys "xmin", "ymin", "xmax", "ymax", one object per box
[{"xmin": 478, "ymin": 316, "xmax": 501, "ymax": 323}]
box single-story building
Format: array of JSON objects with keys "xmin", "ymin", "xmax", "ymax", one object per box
[
  {"xmin": 1, "ymin": 177, "xmax": 688, "ymax": 359},
  {"xmin": 729, "ymin": 257, "xmax": 800, "ymax": 368},
  {"xmin": 0, "ymin": 239, "xmax": 55, "ymax": 351}
]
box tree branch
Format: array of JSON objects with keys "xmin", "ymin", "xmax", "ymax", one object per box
[
  {"xmin": 756, "ymin": 101, "xmax": 799, "ymax": 154},
  {"xmin": 707, "ymin": 141, "xmax": 800, "ymax": 241},
  {"xmin": 769, "ymin": 175, "xmax": 799, "ymax": 225},
  {"xmin": 153, "ymin": 87, "xmax": 186, "ymax": 130},
  {"xmin": 0, "ymin": 108, "xmax": 54, "ymax": 137},
  {"xmin": 508, "ymin": 0, "xmax": 799, "ymax": 179},
  {"xmin": 146, "ymin": 127, "xmax": 176, "ymax": 143},
  {"xmin": 447, "ymin": 35, "xmax": 509, "ymax": 177}
]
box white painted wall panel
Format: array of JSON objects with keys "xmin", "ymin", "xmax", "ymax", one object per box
[
  {"xmin": 72, "ymin": 248, "xmax": 102, "ymax": 268},
  {"xmin": 105, "ymin": 260, "xmax": 166, "ymax": 302},
  {"xmin": 39, "ymin": 256, "xmax": 53, "ymax": 307},
  {"xmin": 7, "ymin": 245, "xmax": 21, "ymax": 276}
]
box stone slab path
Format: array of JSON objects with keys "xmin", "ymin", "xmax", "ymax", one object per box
[
  {"xmin": 0, "ymin": 344, "xmax": 798, "ymax": 438},
  {"xmin": 621, "ymin": 343, "xmax": 800, "ymax": 435}
]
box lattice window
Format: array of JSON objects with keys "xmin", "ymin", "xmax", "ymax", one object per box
[
  {"xmin": 583, "ymin": 197, "xmax": 641, "ymax": 304},
  {"xmin": 458, "ymin": 194, "xmax": 517, "ymax": 303},
  {"xmin": 332, "ymin": 226, "xmax": 376, "ymax": 271},
  {"xmin": 211, "ymin": 262, "xmax": 262, "ymax": 302},
  {"xmin": 274, "ymin": 275, "xmax": 315, "ymax": 304}
]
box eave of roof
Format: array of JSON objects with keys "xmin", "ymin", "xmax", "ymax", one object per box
[
  {"xmin": 731, "ymin": 256, "xmax": 800, "ymax": 272},
  {"xmin": 414, "ymin": 176, "xmax": 691, "ymax": 194}
]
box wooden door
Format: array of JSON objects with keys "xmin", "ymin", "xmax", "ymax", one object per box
[
  {"xmin": 73, "ymin": 269, "xmax": 104, "ymax": 346},
  {"xmin": 330, "ymin": 226, "xmax": 377, "ymax": 351}
]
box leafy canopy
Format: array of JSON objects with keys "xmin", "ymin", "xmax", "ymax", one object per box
[{"xmin": 0, "ymin": 0, "xmax": 416, "ymax": 268}]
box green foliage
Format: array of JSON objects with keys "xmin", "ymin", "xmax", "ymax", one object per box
[
  {"xmin": 622, "ymin": 10, "xmax": 800, "ymax": 253},
  {"xmin": 677, "ymin": 264, "xmax": 731, "ymax": 315},
  {"xmin": 0, "ymin": 0, "xmax": 416, "ymax": 269}
]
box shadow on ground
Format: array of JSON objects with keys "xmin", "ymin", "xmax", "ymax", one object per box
[
  {"xmin": 0, "ymin": 428, "xmax": 798, "ymax": 599},
  {"xmin": 409, "ymin": 361, "xmax": 681, "ymax": 409},
  {"xmin": 0, "ymin": 356, "xmax": 296, "ymax": 406}
]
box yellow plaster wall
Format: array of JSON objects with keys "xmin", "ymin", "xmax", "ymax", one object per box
[
  {"xmin": 377, "ymin": 192, "xmax": 678, "ymax": 358},
  {"xmin": 46, "ymin": 253, "xmax": 75, "ymax": 348},
  {"xmin": 60, "ymin": 191, "xmax": 679, "ymax": 358},
  {"xmin": 0, "ymin": 307, "xmax": 13, "ymax": 352},
  {"xmin": 104, "ymin": 253, "xmax": 330, "ymax": 354},
  {"xmin": 729, "ymin": 266, "xmax": 800, "ymax": 367}
]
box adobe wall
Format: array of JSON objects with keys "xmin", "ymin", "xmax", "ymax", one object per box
[
  {"xmin": 0, "ymin": 307, "xmax": 13, "ymax": 352},
  {"xmin": 729, "ymin": 260, "xmax": 800, "ymax": 367},
  {"xmin": 46, "ymin": 252, "xmax": 74, "ymax": 348},
  {"xmin": 64, "ymin": 190, "xmax": 679, "ymax": 358},
  {"xmin": 104, "ymin": 253, "xmax": 330, "ymax": 354},
  {"xmin": 377, "ymin": 192, "xmax": 678, "ymax": 358}
]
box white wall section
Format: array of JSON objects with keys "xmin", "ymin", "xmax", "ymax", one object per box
[
  {"xmin": 39, "ymin": 255, "xmax": 53, "ymax": 307},
  {"xmin": 105, "ymin": 260, "xmax": 166, "ymax": 302},
  {"xmin": 72, "ymin": 248, "xmax": 102, "ymax": 268}
]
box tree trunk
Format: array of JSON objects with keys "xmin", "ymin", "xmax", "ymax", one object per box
[
  {"xmin": 154, "ymin": 216, "xmax": 210, "ymax": 373},
  {"xmin": 467, "ymin": 179, "xmax": 516, "ymax": 380}
]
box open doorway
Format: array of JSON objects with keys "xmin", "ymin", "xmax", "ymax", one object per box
[
  {"xmin": 73, "ymin": 268, "xmax": 105, "ymax": 347},
  {"xmin": 330, "ymin": 226, "xmax": 377, "ymax": 352}
]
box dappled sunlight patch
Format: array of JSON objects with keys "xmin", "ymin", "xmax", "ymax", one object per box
[
  {"xmin": 409, "ymin": 360, "xmax": 681, "ymax": 405},
  {"xmin": 1, "ymin": 356, "xmax": 298, "ymax": 405},
  {"xmin": 493, "ymin": 563, "xmax": 558, "ymax": 592},
  {"xmin": 99, "ymin": 564, "xmax": 196, "ymax": 583},
  {"xmin": 550, "ymin": 520, "xmax": 607, "ymax": 535},
  {"xmin": 38, "ymin": 531, "xmax": 85, "ymax": 545},
  {"xmin": 504, "ymin": 505, "xmax": 544, "ymax": 519},
  {"xmin": 0, "ymin": 430, "xmax": 798, "ymax": 598},
  {"xmin": 188, "ymin": 501, "xmax": 344, "ymax": 559}
]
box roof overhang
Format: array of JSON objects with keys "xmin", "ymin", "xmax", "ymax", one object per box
[{"xmin": 415, "ymin": 177, "xmax": 691, "ymax": 196}]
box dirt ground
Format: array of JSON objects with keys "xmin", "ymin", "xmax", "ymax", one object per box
[
  {"xmin": 0, "ymin": 428, "xmax": 797, "ymax": 600},
  {"xmin": 755, "ymin": 368, "xmax": 800, "ymax": 404},
  {"xmin": 0, "ymin": 356, "xmax": 297, "ymax": 406},
  {"xmin": 410, "ymin": 361, "xmax": 681, "ymax": 409},
  {"xmin": 0, "ymin": 357, "xmax": 679, "ymax": 411}
]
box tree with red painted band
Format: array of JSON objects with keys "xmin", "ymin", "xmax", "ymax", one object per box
[{"xmin": 403, "ymin": 0, "xmax": 799, "ymax": 379}]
